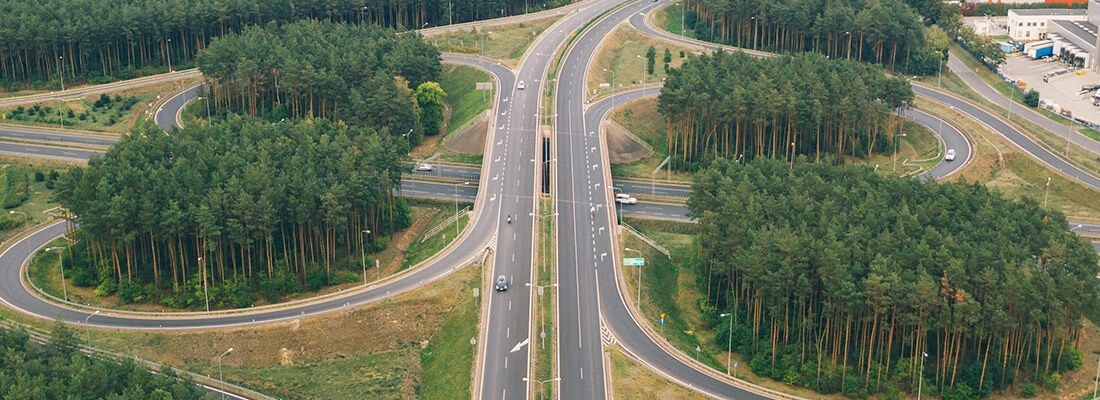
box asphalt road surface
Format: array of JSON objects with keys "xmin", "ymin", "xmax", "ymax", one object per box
[{"xmin": 0, "ymin": 70, "xmax": 203, "ymax": 108}]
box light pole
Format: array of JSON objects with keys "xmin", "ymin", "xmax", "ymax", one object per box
[
  {"xmin": 893, "ymin": 133, "xmax": 907, "ymax": 172},
  {"xmin": 752, "ymin": 17, "xmax": 759, "ymax": 50},
  {"xmin": 361, "ymin": 229, "xmax": 370, "ymax": 285},
  {"xmin": 522, "ymin": 377, "xmax": 561, "ymax": 400},
  {"xmin": 845, "ymin": 31, "xmax": 852, "ymax": 59},
  {"xmin": 603, "ymin": 68, "xmax": 615, "ymax": 108},
  {"xmin": 9, "ymin": 210, "xmax": 26, "ymax": 225},
  {"xmin": 403, "ymin": 128, "xmax": 414, "ymax": 153},
  {"xmin": 45, "ymin": 247, "xmax": 68, "ymax": 301},
  {"xmin": 84, "ymin": 310, "xmax": 99, "ymax": 348},
  {"xmin": 166, "ymin": 38, "xmax": 173, "ymax": 72},
  {"xmin": 624, "ymin": 247, "xmax": 643, "ymax": 312},
  {"xmin": 637, "ymin": 55, "xmax": 645, "ymax": 89},
  {"xmin": 58, "ymin": 56, "xmax": 64, "ymax": 129},
  {"xmin": 917, "ymin": 352, "xmax": 927, "ymax": 400},
  {"xmin": 1092, "ymin": 354, "xmax": 1099, "ymax": 400},
  {"xmin": 455, "ymin": 182, "xmax": 470, "ymax": 238},
  {"xmin": 199, "ymin": 256, "xmax": 210, "ymax": 312},
  {"xmin": 215, "ymin": 347, "xmax": 234, "ymax": 400},
  {"xmin": 682, "ymin": 2, "xmax": 686, "ymax": 37},
  {"xmin": 612, "ymin": 187, "xmax": 624, "ymax": 224},
  {"xmin": 720, "ymin": 313, "xmax": 734, "ymax": 375},
  {"xmin": 526, "ymin": 282, "xmax": 557, "ymax": 350},
  {"xmin": 1066, "ymin": 122, "xmax": 1072, "ymax": 157},
  {"xmin": 789, "ymin": 141, "xmax": 795, "ymax": 172},
  {"xmin": 1044, "ymin": 177, "xmax": 1051, "ymax": 208}
]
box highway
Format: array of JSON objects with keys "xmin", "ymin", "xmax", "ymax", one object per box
[{"xmin": 0, "ymin": 70, "xmax": 203, "ymax": 108}]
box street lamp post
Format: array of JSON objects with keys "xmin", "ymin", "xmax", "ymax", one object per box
[
  {"xmin": 845, "ymin": 31, "xmax": 852, "ymax": 59},
  {"xmin": 522, "ymin": 377, "xmax": 561, "ymax": 400},
  {"xmin": 603, "ymin": 68, "xmax": 615, "ymax": 109},
  {"xmin": 917, "ymin": 352, "xmax": 927, "ymax": 399},
  {"xmin": 455, "ymin": 182, "xmax": 470, "ymax": 238},
  {"xmin": 526, "ymin": 282, "xmax": 557, "ymax": 350},
  {"xmin": 612, "ymin": 187, "xmax": 624, "ymax": 224},
  {"xmin": 1044, "ymin": 177, "xmax": 1051, "ymax": 208},
  {"xmin": 752, "ymin": 17, "xmax": 759, "ymax": 50},
  {"xmin": 84, "ymin": 310, "xmax": 99, "ymax": 348},
  {"xmin": 199, "ymin": 256, "xmax": 209, "ymax": 312},
  {"xmin": 361, "ymin": 229, "xmax": 370, "ymax": 285},
  {"xmin": 624, "ymin": 248, "xmax": 643, "ymax": 312},
  {"xmin": 58, "ymin": 56, "xmax": 64, "ymax": 129},
  {"xmin": 720, "ymin": 313, "xmax": 734, "ymax": 375},
  {"xmin": 45, "ymin": 247, "xmax": 68, "ymax": 301},
  {"xmin": 789, "ymin": 141, "xmax": 795, "ymax": 172},
  {"xmin": 893, "ymin": 133, "xmax": 907, "ymax": 172},
  {"xmin": 215, "ymin": 347, "xmax": 234, "ymax": 400},
  {"xmin": 167, "ymin": 38, "xmax": 173, "ymax": 72},
  {"xmin": 1092, "ymin": 354, "xmax": 1099, "ymax": 400},
  {"xmin": 637, "ymin": 55, "xmax": 645, "ymax": 89},
  {"xmin": 9, "ymin": 210, "xmax": 26, "ymax": 225}
]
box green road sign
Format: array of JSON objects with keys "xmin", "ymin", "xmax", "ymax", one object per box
[{"xmin": 623, "ymin": 257, "xmax": 645, "ymax": 266}]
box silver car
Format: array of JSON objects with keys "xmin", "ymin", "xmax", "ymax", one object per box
[{"xmin": 495, "ymin": 275, "xmax": 509, "ymax": 291}]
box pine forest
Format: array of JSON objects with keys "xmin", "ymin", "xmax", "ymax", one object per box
[{"xmin": 688, "ymin": 159, "xmax": 1100, "ymax": 398}]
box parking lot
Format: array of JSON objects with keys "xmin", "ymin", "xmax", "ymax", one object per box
[{"xmin": 1001, "ymin": 53, "xmax": 1100, "ymax": 123}]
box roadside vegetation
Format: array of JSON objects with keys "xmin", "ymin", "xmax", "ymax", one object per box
[
  {"xmin": 1, "ymin": 260, "xmax": 483, "ymax": 399},
  {"xmin": 608, "ymin": 346, "xmax": 707, "ymax": 400},
  {"xmin": 427, "ymin": 14, "xmax": 563, "ymax": 68},
  {"xmin": 688, "ymin": 159, "xmax": 1097, "ymax": 399},
  {"xmin": 0, "ymin": 320, "xmax": 214, "ymax": 399},
  {"xmin": 587, "ymin": 26, "xmax": 696, "ymax": 100},
  {"xmin": 0, "ymin": 0, "xmax": 570, "ymax": 92}
]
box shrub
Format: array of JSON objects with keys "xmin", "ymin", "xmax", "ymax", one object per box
[
  {"xmin": 1020, "ymin": 383, "xmax": 1037, "ymax": 398},
  {"xmin": 1024, "ymin": 89, "xmax": 1040, "ymax": 107},
  {"xmin": 94, "ymin": 279, "xmax": 115, "ymax": 297},
  {"xmin": 33, "ymin": 171, "xmax": 44, "ymax": 182},
  {"xmin": 3, "ymin": 167, "xmax": 31, "ymax": 209}
]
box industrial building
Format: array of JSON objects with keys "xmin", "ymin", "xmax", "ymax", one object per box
[{"xmin": 1007, "ymin": 9, "xmax": 1086, "ymax": 41}]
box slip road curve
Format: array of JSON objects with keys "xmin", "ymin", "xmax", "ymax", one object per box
[{"xmin": 0, "ymin": 58, "xmax": 517, "ymax": 335}]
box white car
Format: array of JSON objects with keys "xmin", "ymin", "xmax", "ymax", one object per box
[
  {"xmin": 517, "ymin": 81, "xmax": 526, "ymax": 90},
  {"xmin": 945, "ymin": 149, "xmax": 956, "ymax": 161},
  {"xmin": 416, "ymin": 163, "xmax": 433, "ymax": 171},
  {"xmin": 615, "ymin": 193, "xmax": 638, "ymax": 204}
]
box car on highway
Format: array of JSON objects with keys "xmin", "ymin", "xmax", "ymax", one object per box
[
  {"xmin": 945, "ymin": 149, "xmax": 956, "ymax": 161},
  {"xmin": 615, "ymin": 193, "xmax": 638, "ymax": 204},
  {"xmin": 495, "ymin": 275, "xmax": 509, "ymax": 291},
  {"xmin": 517, "ymin": 81, "xmax": 526, "ymax": 90},
  {"xmin": 415, "ymin": 163, "xmax": 433, "ymax": 171}
]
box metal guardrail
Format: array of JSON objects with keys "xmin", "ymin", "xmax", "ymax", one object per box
[
  {"xmin": 421, "ymin": 206, "xmax": 472, "ymax": 243},
  {"xmin": 0, "ymin": 320, "xmax": 274, "ymax": 400},
  {"xmin": 620, "ymin": 222, "xmax": 670, "ymax": 259}
]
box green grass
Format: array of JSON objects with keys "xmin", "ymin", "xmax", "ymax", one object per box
[
  {"xmin": 609, "ymin": 346, "xmax": 708, "ymax": 399},
  {"xmin": 608, "ymin": 98, "xmax": 693, "ymax": 183},
  {"xmin": 440, "ymin": 64, "xmax": 492, "ymax": 136},
  {"xmin": 588, "ymin": 26, "xmax": 695, "ymax": 99},
  {"xmin": 658, "ymin": 4, "xmax": 695, "ymax": 40},
  {"xmin": 427, "ymin": 14, "xmax": 562, "ymax": 67},
  {"xmin": 0, "ymin": 94, "xmax": 155, "ymax": 133},
  {"xmin": 26, "ymin": 238, "xmax": 70, "ymax": 301},
  {"xmin": 418, "ymin": 266, "xmax": 480, "ymax": 399},
  {"xmin": 436, "ymin": 149, "xmax": 485, "ymax": 166},
  {"xmin": 535, "ymin": 198, "xmax": 555, "ymax": 400},
  {"xmin": 619, "ymin": 218, "xmax": 725, "ymax": 372},
  {"xmin": 401, "ymin": 207, "xmax": 471, "ymax": 270},
  {"xmin": 0, "ymin": 163, "xmax": 64, "ymax": 240},
  {"xmin": 221, "ymin": 348, "xmax": 420, "ymax": 400}
]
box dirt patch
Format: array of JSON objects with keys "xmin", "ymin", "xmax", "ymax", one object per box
[
  {"xmin": 606, "ymin": 120, "xmax": 652, "ymax": 164},
  {"xmin": 443, "ymin": 113, "xmax": 488, "ymax": 155},
  {"xmin": 374, "ymin": 206, "xmax": 441, "ymax": 275}
]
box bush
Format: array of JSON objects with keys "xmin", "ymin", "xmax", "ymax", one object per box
[
  {"xmin": 116, "ymin": 67, "xmax": 137, "ymax": 80},
  {"xmin": 94, "ymin": 279, "xmax": 115, "ymax": 297},
  {"xmin": 1020, "ymin": 383, "xmax": 1037, "ymax": 397},
  {"xmin": 2, "ymin": 167, "xmax": 30, "ymax": 209},
  {"xmin": 33, "ymin": 171, "xmax": 44, "ymax": 182},
  {"xmin": 94, "ymin": 94, "xmax": 111, "ymax": 108},
  {"xmin": 1024, "ymin": 89, "xmax": 1040, "ymax": 107},
  {"xmin": 69, "ymin": 267, "xmax": 96, "ymax": 287},
  {"xmin": 1061, "ymin": 347, "xmax": 1084, "ymax": 371}
]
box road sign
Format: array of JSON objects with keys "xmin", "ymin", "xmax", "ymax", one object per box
[{"xmin": 623, "ymin": 258, "xmax": 645, "ymax": 266}]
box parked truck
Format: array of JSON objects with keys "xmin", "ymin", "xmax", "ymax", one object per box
[{"xmin": 1030, "ymin": 45, "xmax": 1054, "ymax": 59}]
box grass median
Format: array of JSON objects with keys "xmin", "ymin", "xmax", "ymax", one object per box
[{"xmin": 427, "ymin": 14, "xmax": 563, "ymax": 68}]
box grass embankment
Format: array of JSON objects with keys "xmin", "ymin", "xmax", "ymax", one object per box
[
  {"xmin": 918, "ymin": 98, "xmax": 1100, "ymax": 221},
  {"xmin": 431, "ymin": 64, "xmax": 491, "ymax": 165},
  {"xmin": 427, "ymin": 14, "xmax": 563, "ymax": 68},
  {"xmin": 656, "ymin": 4, "xmax": 696, "ymax": 40},
  {"xmin": 608, "ymin": 346, "xmax": 707, "ymax": 399},
  {"xmin": 4, "ymin": 260, "xmax": 482, "ymax": 399},
  {"xmin": 27, "ymin": 199, "xmax": 474, "ymax": 312},
  {"xmin": 0, "ymin": 162, "xmax": 64, "ymax": 240},
  {"xmin": 534, "ymin": 198, "xmax": 555, "ymax": 400},
  {"xmin": 0, "ymin": 78, "xmax": 201, "ymax": 133},
  {"xmin": 587, "ymin": 25, "xmax": 696, "ymax": 100},
  {"xmin": 607, "ymin": 97, "xmax": 939, "ymax": 182},
  {"xmin": 921, "ymin": 45, "xmax": 1100, "ymax": 177}
]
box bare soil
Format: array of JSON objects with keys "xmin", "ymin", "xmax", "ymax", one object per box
[
  {"xmin": 443, "ymin": 114, "xmax": 488, "ymax": 155},
  {"xmin": 606, "ymin": 120, "xmax": 652, "ymax": 164}
]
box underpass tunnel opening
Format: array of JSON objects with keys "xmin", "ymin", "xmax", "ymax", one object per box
[{"xmin": 542, "ymin": 137, "xmax": 551, "ymax": 195}]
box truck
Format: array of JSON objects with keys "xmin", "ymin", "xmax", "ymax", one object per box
[{"xmin": 1030, "ymin": 45, "xmax": 1054, "ymax": 59}]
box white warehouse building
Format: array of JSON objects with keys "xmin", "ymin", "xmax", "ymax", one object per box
[{"xmin": 1007, "ymin": 9, "xmax": 1087, "ymax": 41}]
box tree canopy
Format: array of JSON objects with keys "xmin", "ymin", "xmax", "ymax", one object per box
[
  {"xmin": 657, "ymin": 51, "xmax": 913, "ymax": 170},
  {"xmin": 0, "ymin": 0, "xmax": 568, "ymax": 88},
  {"xmin": 681, "ymin": 0, "xmax": 960, "ymax": 74},
  {"xmin": 195, "ymin": 20, "xmax": 442, "ymax": 144},
  {"xmin": 0, "ymin": 320, "xmax": 213, "ymax": 399},
  {"xmin": 55, "ymin": 117, "xmax": 410, "ymax": 309},
  {"xmin": 688, "ymin": 159, "xmax": 1099, "ymax": 398}
]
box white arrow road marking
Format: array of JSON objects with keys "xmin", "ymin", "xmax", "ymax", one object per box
[{"xmin": 510, "ymin": 338, "xmax": 530, "ymax": 353}]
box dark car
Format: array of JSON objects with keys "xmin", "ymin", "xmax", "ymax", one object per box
[{"xmin": 495, "ymin": 275, "xmax": 509, "ymax": 291}]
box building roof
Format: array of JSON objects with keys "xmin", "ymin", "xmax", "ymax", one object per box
[
  {"xmin": 1049, "ymin": 19, "xmax": 1097, "ymax": 53},
  {"xmin": 1009, "ymin": 9, "xmax": 1087, "ymax": 17}
]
